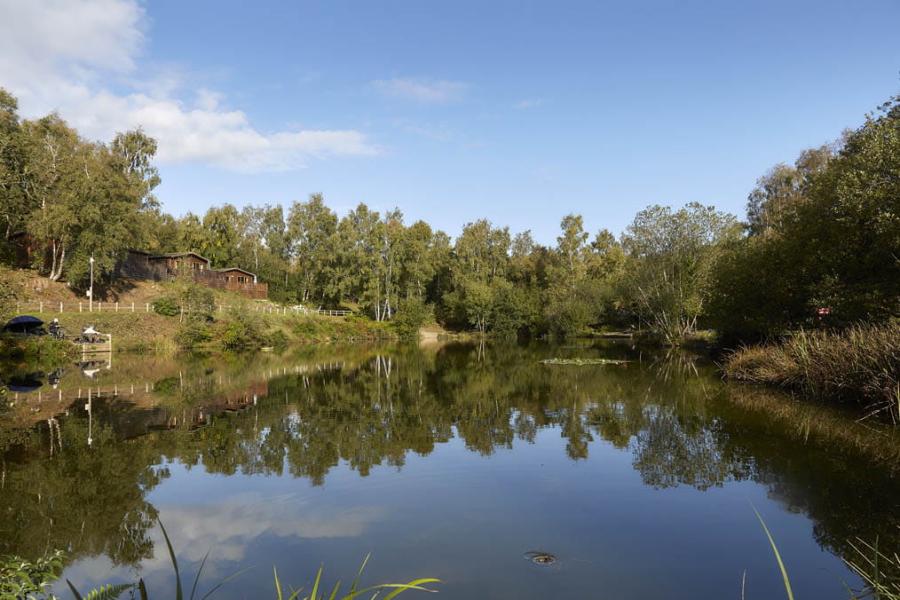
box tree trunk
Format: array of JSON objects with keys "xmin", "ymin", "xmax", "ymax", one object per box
[{"xmin": 48, "ymin": 241, "xmax": 65, "ymax": 281}]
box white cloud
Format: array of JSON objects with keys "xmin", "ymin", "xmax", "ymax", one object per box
[
  {"xmin": 0, "ymin": 0, "xmax": 377, "ymax": 172},
  {"xmin": 373, "ymin": 77, "xmax": 467, "ymax": 103},
  {"xmin": 0, "ymin": 0, "xmax": 144, "ymax": 76},
  {"xmin": 54, "ymin": 492, "xmax": 386, "ymax": 591},
  {"xmin": 156, "ymin": 492, "xmax": 384, "ymax": 565},
  {"xmin": 65, "ymin": 89, "xmax": 377, "ymax": 172}
]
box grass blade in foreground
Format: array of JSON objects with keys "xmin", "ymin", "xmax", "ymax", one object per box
[
  {"xmin": 158, "ymin": 519, "xmax": 183, "ymax": 600},
  {"xmin": 753, "ymin": 506, "xmax": 795, "ymax": 600}
]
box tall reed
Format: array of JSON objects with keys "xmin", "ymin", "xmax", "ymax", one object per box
[{"xmin": 723, "ymin": 322, "xmax": 900, "ymax": 419}]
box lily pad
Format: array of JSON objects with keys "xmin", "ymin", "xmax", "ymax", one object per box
[{"xmin": 540, "ymin": 358, "xmax": 629, "ymax": 366}]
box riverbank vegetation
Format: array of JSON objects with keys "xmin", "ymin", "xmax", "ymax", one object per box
[
  {"xmin": 724, "ymin": 323, "xmax": 900, "ymax": 418},
  {"xmin": 1, "ymin": 86, "xmax": 898, "ymax": 410},
  {"xmin": 1, "ymin": 532, "xmax": 438, "ymax": 600}
]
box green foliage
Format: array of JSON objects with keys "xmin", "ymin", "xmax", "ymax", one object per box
[
  {"xmin": 178, "ymin": 283, "xmax": 216, "ymax": 322},
  {"xmin": 289, "ymin": 314, "xmax": 389, "ymax": 342},
  {"xmin": 753, "ymin": 508, "xmax": 795, "ymax": 600},
  {"xmin": 541, "ymin": 357, "xmax": 629, "ymax": 365},
  {"xmin": 272, "ymin": 556, "xmax": 439, "ymax": 600},
  {"xmin": 264, "ymin": 329, "xmax": 289, "ymax": 348},
  {"xmin": 489, "ymin": 280, "xmax": 534, "ymax": 338},
  {"xmin": 0, "ymin": 550, "xmax": 64, "ymax": 599},
  {"xmin": 845, "ymin": 535, "xmax": 900, "ymax": 599},
  {"xmin": 1, "ymin": 83, "xmax": 896, "ymax": 351},
  {"xmin": 3, "ymin": 102, "xmax": 161, "ymax": 286},
  {"xmin": 544, "ymin": 279, "xmax": 604, "ymax": 337},
  {"xmin": 152, "ymin": 285, "xmax": 215, "ymax": 323},
  {"xmin": 152, "ymin": 296, "xmax": 180, "ymax": 317},
  {"xmin": 711, "ymin": 94, "xmax": 900, "ymax": 338},
  {"xmin": 175, "ymin": 321, "xmax": 212, "ymax": 349},
  {"xmin": 621, "ymin": 203, "xmax": 741, "ymax": 344},
  {"xmin": 67, "ymin": 582, "xmax": 133, "ymax": 600},
  {"xmin": 0, "ymin": 265, "xmax": 17, "ymax": 321},
  {"xmin": 288, "ymin": 193, "xmax": 340, "ymax": 306},
  {"xmin": 221, "ymin": 307, "xmax": 265, "ymax": 350},
  {"xmin": 392, "ymin": 297, "xmax": 433, "ymax": 338},
  {"xmin": 0, "ymin": 335, "xmax": 73, "ymax": 364}
]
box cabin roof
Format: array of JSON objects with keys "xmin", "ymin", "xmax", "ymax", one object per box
[
  {"xmin": 215, "ymin": 267, "xmax": 257, "ymax": 277},
  {"xmin": 149, "ymin": 252, "xmax": 211, "ymax": 264}
]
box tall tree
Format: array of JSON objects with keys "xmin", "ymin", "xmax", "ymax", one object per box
[
  {"xmin": 746, "ymin": 145, "xmax": 834, "ymax": 237},
  {"xmin": 0, "ymin": 88, "xmax": 27, "ymax": 243},
  {"xmin": 288, "ymin": 193, "xmax": 338, "ymax": 303},
  {"xmin": 545, "ymin": 215, "xmax": 600, "ymax": 336},
  {"xmin": 623, "ymin": 203, "xmax": 740, "ymax": 343},
  {"xmin": 20, "ymin": 114, "xmax": 83, "ymax": 280}
]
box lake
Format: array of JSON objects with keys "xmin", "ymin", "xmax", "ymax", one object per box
[{"xmin": 2, "ymin": 341, "xmax": 899, "ymax": 599}]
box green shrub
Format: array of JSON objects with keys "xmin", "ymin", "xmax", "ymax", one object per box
[
  {"xmin": 152, "ymin": 296, "xmax": 180, "ymax": 317},
  {"xmin": 0, "ymin": 266, "xmax": 17, "ymax": 322},
  {"xmin": 392, "ymin": 298, "xmax": 433, "ymax": 338},
  {"xmin": 175, "ymin": 321, "xmax": 212, "ymax": 349},
  {"xmin": 292, "ymin": 316, "xmax": 326, "ymax": 338},
  {"xmin": 181, "ymin": 284, "xmax": 216, "ymax": 322},
  {"xmin": 264, "ymin": 329, "xmax": 289, "ymax": 348},
  {"xmin": 0, "ymin": 550, "xmax": 65, "ymax": 599},
  {"xmin": 221, "ymin": 307, "xmax": 265, "ymax": 350}
]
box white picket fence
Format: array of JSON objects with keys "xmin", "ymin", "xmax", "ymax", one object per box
[
  {"xmin": 12, "ymin": 301, "xmax": 352, "ymax": 317},
  {"xmin": 14, "ymin": 300, "xmax": 152, "ymax": 314}
]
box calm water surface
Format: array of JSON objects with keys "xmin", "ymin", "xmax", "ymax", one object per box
[{"xmin": 2, "ymin": 342, "xmax": 899, "ymax": 599}]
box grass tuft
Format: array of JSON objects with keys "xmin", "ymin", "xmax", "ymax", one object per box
[{"xmin": 723, "ymin": 322, "xmax": 900, "ymax": 418}]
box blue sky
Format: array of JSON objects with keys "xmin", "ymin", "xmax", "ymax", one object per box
[{"xmin": 2, "ymin": 0, "xmax": 898, "ymax": 243}]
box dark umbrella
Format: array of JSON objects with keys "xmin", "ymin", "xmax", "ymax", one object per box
[
  {"xmin": 7, "ymin": 375, "xmax": 43, "ymax": 393},
  {"xmin": 3, "ymin": 315, "xmax": 45, "ymax": 334},
  {"xmin": 7, "ymin": 381, "xmax": 43, "ymax": 393}
]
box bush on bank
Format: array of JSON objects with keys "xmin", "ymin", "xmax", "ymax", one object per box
[{"xmin": 723, "ymin": 322, "xmax": 900, "ymax": 417}]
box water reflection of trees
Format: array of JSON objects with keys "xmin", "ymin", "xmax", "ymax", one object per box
[
  {"xmin": 0, "ymin": 419, "xmax": 163, "ymax": 565},
  {"xmin": 1, "ymin": 342, "xmax": 899, "ymax": 576}
]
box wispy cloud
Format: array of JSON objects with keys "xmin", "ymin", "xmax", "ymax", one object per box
[
  {"xmin": 373, "ymin": 77, "xmax": 468, "ymax": 103},
  {"xmin": 0, "ymin": 0, "xmax": 378, "ymax": 172},
  {"xmin": 514, "ymin": 98, "xmax": 544, "ymax": 110},
  {"xmin": 392, "ymin": 118, "xmax": 485, "ymax": 149},
  {"xmin": 394, "ymin": 119, "xmax": 455, "ymax": 142}
]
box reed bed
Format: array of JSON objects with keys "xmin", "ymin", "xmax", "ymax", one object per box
[{"xmin": 723, "ymin": 323, "xmax": 900, "ymax": 419}]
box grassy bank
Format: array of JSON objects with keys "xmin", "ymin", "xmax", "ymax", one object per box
[
  {"xmin": 722, "ymin": 323, "xmax": 900, "ymax": 418},
  {"xmin": 54, "ymin": 310, "xmax": 393, "ymax": 353},
  {"xmin": 1, "ymin": 308, "xmax": 393, "ymax": 363},
  {"xmin": 0, "ymin": 335, "xmax": 75, "ymax": 368}
]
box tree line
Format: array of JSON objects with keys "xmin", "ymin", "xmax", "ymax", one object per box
[{"xmin": 1, "ymin": 86, "xmax": 897, "ymax": 341}]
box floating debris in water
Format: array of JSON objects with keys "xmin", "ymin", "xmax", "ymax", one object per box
[
  {"xmin": 524, "ymin": 551, "xmax": 558, "ymax": 566},
  {"xmin": 540, "ymin": 358, "xmax": 629, "ymax": 366}
]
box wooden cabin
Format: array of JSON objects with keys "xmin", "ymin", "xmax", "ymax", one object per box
[
  {"xmin": 151, "ymin": 252, "xmax": 212, "ymax": 276},
  {"xmin": 120, "ymin": 250, "xmax": 268, "ymax": 299},
  {"xmin": 217, "ymin": 267, "xmax": 256, "ymax": 285}
]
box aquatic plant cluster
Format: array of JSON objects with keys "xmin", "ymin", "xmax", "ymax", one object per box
[{"xmin": 723, "ymin": 322, "xmax": 900, "ymax": 419}]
